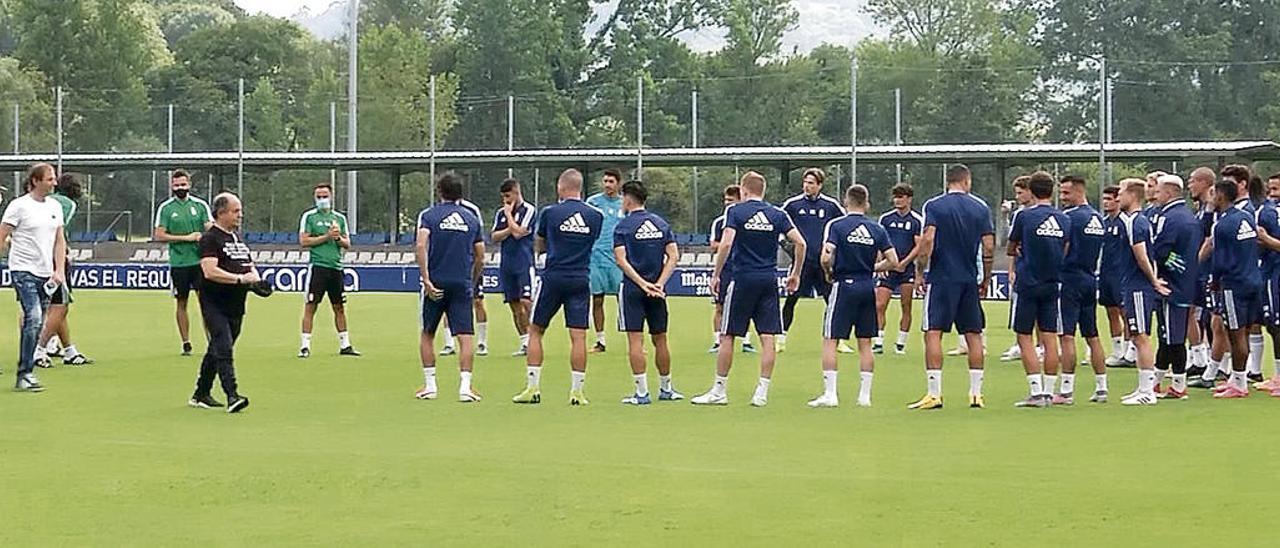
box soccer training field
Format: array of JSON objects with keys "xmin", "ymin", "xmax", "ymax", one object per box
[{"xmin": 1, "ymin": 290, "xmax": 1275, "ymax": 545}]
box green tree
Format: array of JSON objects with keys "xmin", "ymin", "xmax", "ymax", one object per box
[
  {"xmin": 0, "ymin": 56, "xmax": 55, "ymax": 153},
  {"xmin": 153, "ymin": 1, "xmax": 235, "ymax": 48}
]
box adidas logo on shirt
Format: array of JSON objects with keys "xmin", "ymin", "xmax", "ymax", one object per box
[
  {"xmin": 560, "ymin": 212, "xmax": 592, "ymax": 234},
  {"xmin": 1036, "ymin": 216, "xmax": 1065, "ymax": 238},
  {"xmin": 1084, "ymin": 216, "xmax": 1105, "ymax": 236},
  {"xmin": 635, "ymin": 219, "xmax": 664, "ymax": 240},
  {"xmin": 846, "ymin": 224, "xmax": 875, "ymax": 245},
  {"xmin": 743, "ymin": 211, "xmax": 774, "ymax": 231},
  {"xmin": 439, "ymin": 212, "xmax": 470, "ymax": 231},
  {"xmin": 1237, "ymin": 221, "xmax": 1258, "ymax": 240}
]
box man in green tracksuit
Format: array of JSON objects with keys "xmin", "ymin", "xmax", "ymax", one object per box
[
  {"xmin": 298, "ymin": 183, "xmax": 360, "ymax": 358},
  {"xmin": 34, "ymin": 173, "xmax": 94, "ymax": 367},
  {"xmin": 153, "ymin": 169, "xmax": 212, "ymax": 355}
]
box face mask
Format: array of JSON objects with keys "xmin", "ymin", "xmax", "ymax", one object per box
[
  {"xmin": 173, "ymin": 188, "xmax": 189, "ymax": 199},
  {"xmin": 315, "ymin": 197, "xmax": 332, "ymax": 210}
]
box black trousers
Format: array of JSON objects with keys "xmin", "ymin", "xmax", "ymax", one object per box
[{"xmin": 194, "ymin": 295, "xmax": 245, "ymax": 399}]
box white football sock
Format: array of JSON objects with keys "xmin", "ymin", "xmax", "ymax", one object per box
[
  {"xmin": 859, "ymin": 371, "xmax": 873, "ymax": 402},
  {"xmin": 659, "ymin": 375, "xmax": 672, "ymax": 392},
  {"xmin": 633, "ymin": 374, "xmax": 648, "ymax": 397},
  {"xmin": 926, "ymin": 370, "xmax": 942, "ymax": 397},
  {"xmin": 571, "ymin": 370, "xmax": 586, "ymax": 391},
  {"xmin": 460, "ymin": 371, "xmax": 473, "ymax": 394},
  {"xmin": 1172, "ymin": 373, "xmax": 1187, "ymax": 392},
  {"xmin": 1044, "ymin": 375, "xmax": 1058, "ymax": 395},
  {"xmin": 712, "ymin": 331, "xmax": 721, "ymax": 344},
  {"xmin": 1111, "ymin": 337, "xmax": 1124, "ymax": 358},
  {"xmin": 337, "ymin": 331, "xmax": 350, "ymax": 348},
  {"xmin": 526, "ymin": 366, "xmax": 541, "ymax": 388},
  {"xmin": 968, "ymin": 369, "xmax": 983, "ymax": 396},
  {"xmin": 777, "ymin": 333, "xmax": 788, "ymax": 345},
  {"xmin": 1123, "ymin": 341, "xmax": 1137, "ymax": 362},
  {"xmin": 443, "ymin": 326, "xmax": 455, "ymax": 347},
  {"xmin": 63, "ymin": 344, "xmax": 78, "ymax": 358},
  {"xmin": 422, "ymin": 366, "xmax": 437, "ymax": 390},
  {"xmin": 896, "ymin": 331, "xmax": 909, "ymax": 346},
  {"xmin": 595, "ymin": 331, "xmax": 606, "ymax": 345},
  {"xmin": 300, "ymin": 333, "xmax": 312, "ymax": 350},
  {"xmin": 874, "ymin": 330, "xmax": 884, "ymax": 346},
  {"xmin": 711, "ymin": 375, "xmax": 728, "ymax": 396},
  {"xmin": 822, "ymin": 370, "xmax": 838, "ymax": 398},
  {"xmin": 520, "ymin": 333, "xmax": 530, "ymax": 347},
  {"xmin": 1060, "ymin": 373, "xmax": 1075, "ymax": 395},
  {"xmin": 476, "ymin": 322, "xmax": 488, "ymax": 346},
  {"xmin": 1027, "ymin": 374, "xmax": 1044, "ymax": 397},
  {"xmin": 1138, "ymin": 369, "xmax": 1156, "ymax": 394},
  {"xmin": 1154, "ymin": 369, "xmax": 1167, "ymax": 387},
  {"xmin": 1248, "ymin": 334, "xmax": 1264, "ymax": 375},
  {"xmin": 755, "ymin": 377, "xmax": 771, "ymax": 398}
]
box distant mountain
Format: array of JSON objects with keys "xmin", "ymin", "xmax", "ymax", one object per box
[{"xmin": 288, "ymin": 0, "xmax": 878, "ymax": 52}]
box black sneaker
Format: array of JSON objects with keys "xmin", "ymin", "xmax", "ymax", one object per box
[
  {"xmin": 14, "ymin": 373, "xmax": 45, "ymax": 392},
  {"xmin": 1186, "ymin": 365, "xmax": 1206, "ymax": 379},
  {"xmin": 1248, "ymin": 372, "xmax": 1264, "ymax": 383},
  {"xmin": 182, "ymin": 342, "xmax": 193, "ymax": 356},
  {"xmin": 188, "ymin": 394, "xmax": 225, "ymax": 408},
  {"xmin": 63, "ymin": 353, "xmax": 94, "ymax": 366},
  {"xmin": 339, "ymin": 346, "xmax": 361, "ymax": 357},
  {"xmin": 34, "ymin": 355, "xmax": 53, "ymax": 368},
  {"xmin": 590, "ymin": 342, "xmax": 606, "ymax": 354},
  {"xmin": 298, "ymin": 347, "xmax": 311, "ymax": 358},
  {"xmin": 227, "ymin": 395, "xmax": 250, "ymax": 414}
]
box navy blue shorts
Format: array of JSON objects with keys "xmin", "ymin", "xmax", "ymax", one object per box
[
  {"xmin": 877, "ymin": 269, "xmax": 916, "ymax": 290},
  {"xmin": 420, "ymin": 280, "xmax": 473, "ymax": 335},
  {"xmin": 793, "ymin": 261, "xmax": 831, "ymax": 298},
  {"xmin": 1156, "ymin": 299, "xmax": 1191, "ymax": 345},
  {"xmin": 500, "ymin": 267, "xmax": 533, "ymax": 303},
  {"xmin": 1098, "ymin": 275, "xmax": 1124, "ymax": 308},
  {"xmin": 618, "ymin": 283, "xmax": 669, "ymax": 334},
  {"xmin": 1123, "ymin": 287, "xmax": 1157, "ymax": 336},
  {"xmin": 531, "ymin": 275, "xmax": 590, "ymax": 329},
  {"xmin": 1262, "ymin": 276, "xmax": 1280, "ymax": 327},
  {"xmin": 713, "ymin": 272, "xmax": 733, "ymax": 305},
  {"xmin": 1012, "ymin": 283, "xmax": 1062, "ymax": 335},
  {"xmin": 923, "ymin": 281, "xmax": 984, "ymax": 334},
  {"xmin": 721, "ymin": 274, "xmax": 782, "ymax": 337},
  {"xmin": 1215, "ymin": 287, "xmax": 1261, "ymax": 330},
  {"xmin": 823, "ymin": 278, "xmax": 877, "ymax": 340},
  {"xmin": 1059, "ymin": 281, "xmax": 1099, "ymax": 338}
]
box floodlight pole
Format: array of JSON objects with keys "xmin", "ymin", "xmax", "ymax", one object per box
[
  {"xmin": 1098, "ymin": 57, "xmax": 1108, "ymax": 197},
  {"xmin": 894, "ymin": 87, "xmax": 902, "ymax": 184},
  {"xmin": 850, "ymin": 54, "xmax": 858, "ymax": 186},
  {"xmin": 347, "ymin": 0, "xmax": 360, "ymax": 233},
  {"xmin": 56, "ymin": 86, "xmax": 63, "ymax": 173},
  {"xmin": 507, "ymin": 95, "xmax": 515, "ymax": 178},
  {"xmin": 237, "ymin": 77, "xmax": 244, "ymax": 199},
  {"xmin": 429, "ymin": 74, "xmax": 436, "ymax": 206},
  {"xmin": 692, "ymin": 88, "xmax": 699, "ymax": 231},
  {"xmin": 636, "ymin": 76, "xmax": 644, "ymax": 180}
]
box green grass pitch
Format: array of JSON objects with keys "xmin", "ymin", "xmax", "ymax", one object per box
[{"xmin": 1, "ymin": 290, "xmax": 1276, "ymax": 545}]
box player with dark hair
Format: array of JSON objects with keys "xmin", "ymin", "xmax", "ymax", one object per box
[
  {"xmin": 414, "ymin": 172, "xmax": 486, "ymax": 402},
  {"xmin": 154, "ymin": 169, "xmax": 212, "ymax": 355},
  {"xmin": 692, "ymin": 171, "xmax": 806, "ymax": 407},
  {"xmin": 1220, "ymin": 165, "xmax": 1267, "ymax": 382},
  {"xmin": 808, "ymin": 183, "xmax": 898, "ymax": 408},
  {"xmin": 33, "ymin": 172, "xmax": 94, "ymax": 367},
  {"xmin": 439, "ymin": 184, "xmax": 490, "ymax": 357},
  {"xmin": 492, "ymin": 177, "xmax": 537, "ymax": 356},
  {"xmin": 513, "ymin": 169, "xmax": 604, "ymax": 405},
  {"xmin": 707, "ymin": 184, "xmax": 756, "ymax": 354},
  {"xmin": 188, "ymin": 192, "xmax": 257, "ymax": 413},
  {"xmin": 1201, "ymin": 179, "xmax": 1262, "ymax": 399},
  {"xmin": 612, "ymin": 180, "xmax": 683, "ymax": 404},
  {"xmin": 1055, "ymin": 175, "xmax": 1109, "ymax": 404},
  {"xmin": 1007, "ymin": 172, "xmax": 1069, "ymax": 407},
  {"xmin": 298, "ymin": 182, "xmax": 358, "ymax": 358},
  {"xmin": 779, "ymin": 167, "xmax": 845, "ymax": 353},
  {"xmin": 586, "ymin": 168, "xmax": 626, "ymax": 353},
  {"xmin": 1100, "ymin": 185, "xmax": 1136, "ymax": 367},
  {"xmin": 1256, "ymin": 173, "xmax": 1280, "ymax": 394},
  {"xmin": 874, "ymin": 182, "xmax": 923, "ymax": 355},
  {"xmin": 909, "ymin": 164, "xmax": 994, "ymax": 410}
]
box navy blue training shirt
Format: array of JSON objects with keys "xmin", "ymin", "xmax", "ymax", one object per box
[
  {"xmin": 1061, "ymin": 203, "xmax": 1106, "ymax": 287},
  {"xmin": 1258, "ymin": 200, "xmax": 1280, "ymax": 277},
  {"xmin": 1116, "ymin": 211, "xmax": 1156, "ymax": 291},
  {"xmin": 493, "ymin": 200, "xmax": 537, "ymax": 274},
  {"xmin": 877, "ymin": 208, "xmax": 923, "ymax": 270},
  {"xmin": 825, "ymin": 213, "xmax": 892, "ymax": 281},
  {"xmin": 783, "ymin": 192, "xmax": 844, "ymax": 263},
  {"xmin": 1151, "ymin": 199, "xmax": 1202, "ymax": 305},
  {"xmin": 613, "ymin": 209, "xmax": 675, "ymax": 286},
  {"xmin": 710, "ymin": 213, "xmax": 734, "ymax": 279},
  {"xmin": 724, "ymin": 199, "xmax": 796, "ymax": 277},
  {"xmin": 1211, "ymin": 206, "xmax": 1262, "ymax": 291},
  {"xmin": 1100, "ymin": 213, "xmax": 1128, "ymax": 279},
  {"xmin": 1008, "ymin": 203, "xmax": 1070, "ymax": 290},
  {"xmin": 536, "ymin": 198, "xmax": 604, "ymax": 279},
  {"xmin": 417, "ymin": 201, "xmax": 484, "ymax": 284},
  {"xmin": 1196, "ymin": 200, "xmax": 1216, "ymax": 284},
  {"xmin": 921, "ymin": 191, "xmax": 994, "ymax": 284}
]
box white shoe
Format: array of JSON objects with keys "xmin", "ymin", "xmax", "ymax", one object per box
[
  {"xmin": 511, "ymin": 346, "xmax": 528, "ymax": 357},
  {"xmin": 750, "ymin": 392, "xmax": 769, "ymax": 407},
  {"xmin": 836, "ymin": 342, "xmax": 856, "ymax": 354},
  {"xmin": 807, "ymin": 394, "xmax": 839, "ymax": 408},
  {"xmin": 857, "ymin": 396, "xmax": 872, "ymax": 408},
  {"xmin": 1000, "ymin": 345, "xmax": 1021, "ymax": 362},
  {"xmin": 707, "ymin": 343, "xmax": 721, "ymax": 354},
  {"xmin": 691, "ymin": 392, "xmax": 728, "ymax": 406},
  {"xmin": 476, "ymin": 343, "xmax": 489, "ymax": 356},
  {"xmin": 414, "ymin": 386, "xmax": 438, "ymax": 400},
  {"xmin": 1120, "ymin": 391, "xmax": 1158, "ymax": 406},
  {"xmin": 459, "ymin": 390, "xmax": 482, "ymax": 403},
  {"xmin": 439, "ymin": 345, "xmax": 457, "ymax": 357},
  {"xmin": 1104, "ymin": 355, "xmax": 1125, "ymax": 367}
]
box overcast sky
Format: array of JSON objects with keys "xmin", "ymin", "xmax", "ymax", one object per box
[{"xmin": 234, "ymin": 0, "xmax": 875, "ymax": 51}]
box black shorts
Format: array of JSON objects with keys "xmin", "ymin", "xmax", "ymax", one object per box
[
  {"xmin": 306, "ymin": 265, "xmax": 346, "ymax": 305},
  {"xmin": 171, "ymin": 265, "xmax": 203, "ymax": 299},
  {"xmin": 50, "ymin": 257, "xmax": 73, "ymax": 305}
]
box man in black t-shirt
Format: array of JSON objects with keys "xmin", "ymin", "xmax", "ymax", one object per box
[{"xmin": 189, "ymin": 192, "xmax": 258, "ymax": 413}]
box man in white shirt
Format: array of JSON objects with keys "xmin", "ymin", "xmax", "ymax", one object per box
[{"xmin": 0, "ymin": 163, "xmax": 69, "ymax": 392}]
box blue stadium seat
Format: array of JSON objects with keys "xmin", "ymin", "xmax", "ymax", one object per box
[
  {"xmin": 244, "ymin": 232, "xmax": 262, "ymax": 244},
  {"xmin": 397, "ymin": 233, "xmax": 414, "ymax": 245}
]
